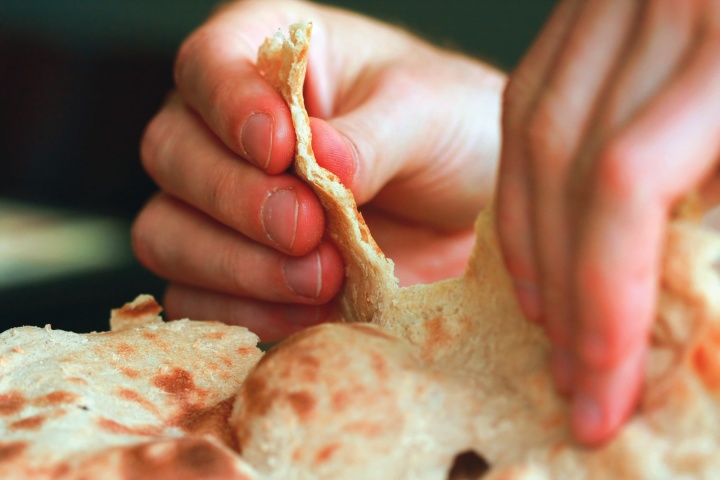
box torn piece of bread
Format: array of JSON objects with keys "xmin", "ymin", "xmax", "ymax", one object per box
[
  {"xmin": 256, "ymin": 21, "xmax": 399, "ymax": 325},
  {"xmin": 0, "ymin": 295, "xmax": 262, "ymax": 479}
]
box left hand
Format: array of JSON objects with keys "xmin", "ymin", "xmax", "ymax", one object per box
[{"xmin": 496, "ymin": 0, "xmax": 720, "ymax": 444}]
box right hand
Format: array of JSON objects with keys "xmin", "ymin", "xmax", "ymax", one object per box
[{"xmin": 133, "ymin": 0, "xmax": 505, "ymax": 341}]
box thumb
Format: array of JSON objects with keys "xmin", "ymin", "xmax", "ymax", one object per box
[
  {"xmin": 308, "ymin": 117, "xmax": 356, "ymax": 190},
  {"xmin": 316, "ymin": 59, "xmax": 505, "ymax": 231}
]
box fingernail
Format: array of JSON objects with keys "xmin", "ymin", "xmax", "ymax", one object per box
[
  {"xmin": 283, "ymin": 250, "xmax": 322, "ymax": 299},
  {"xmin": 572, "ymin": 392, "xmax": 603, "ymax": 442},
  {"xmin": 262, "ymin": 189, "xmax": 298, "ymax": 250},
  {"xmin": 551, "ymin": 348, "xmax": 574, "ymax": 395},
  {"xmin": 513, "ymin": 278, "xmax": 541, "ymax": 322},
  {"xmin": 241, "ymin": 112, "xmax": 273, "ymax": 169}
]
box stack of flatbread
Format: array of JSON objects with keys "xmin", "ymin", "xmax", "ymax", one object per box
[{"xmin": 2, "ymin": 21, "xmax": 719, "ymax": 479}]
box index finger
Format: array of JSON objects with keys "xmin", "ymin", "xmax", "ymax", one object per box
[{"xmin": 173, "ymin": 1, "xmax": 301, "ymax": 174}]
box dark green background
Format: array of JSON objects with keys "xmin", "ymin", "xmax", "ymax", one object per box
[{"xmin": 0, "ymin": 1, "xmax": 556, "ymax": 331}]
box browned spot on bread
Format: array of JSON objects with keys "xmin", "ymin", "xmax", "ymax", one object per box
[
  {"xmin": 116, "ymin": 297, "xmax": 162, "ymax": 319},
  {"xmin": 97, "ymin": 417, "xmax": 162, "ymax": 437},
  {"xmin": 204, "ymin": 332, "xmax": 225, "ymax": 340},
  {"xmin": 288, "ymin": 354, "xmax": 321, "ymax": 383},
  {"xmin": 287, "ymin": 391, "xmax": 316, "ymax": 421},
  {"xmin": 314, "ymin": 443, "xmax": 340, "ymax": 465},
  {"xmin": 370, "ymin": 352, "xmax": 389, "ymax": 380},
  {"xmin": 9, "ymin": 413, "xmax": 47, "ymax": 431},
  {"xmin": 120, "ymin": 438, "xmax": 247, "ymax": 480},
  {"xmin": 421, "ymin": 316, "xmax": 453, "ymax": 360},
  {"xmin": 174, "ymin": 397, "xmax": 236, "ymax": 449},
  {"xmin": 237, "ymin": 346, "xmax": 258, "ymax": 356},
  {"xmin": 119, "ymin": 366, "xmax": 140, "ymax": 378},
  {"xmin": 343, "ymin": 420, "xmax": 386, "ymax": 437},
  {"xmin": 152, "ymin": 367, "xmax": 205, "ymax": 401},
  {"xmin": 331, "ymin": 390, "xmax": 352, "ymax": 411},
  {"xmin": 0, "ymin": 441, "xmax": 26, "ymax": 463},
  {"xmin": 51, "ymin": 462, "xmax": 71, "ymax": 479},
  {"xmin": 118, "ymin": 388, "xmax": 159, "ymax": 415},
  {"xmin": 67, "ymin": 377, "xmax": 89, "ymax": 386},
  {"xmin": 0, "ymin": 390, "xmax": 26, "ymax": 416},
  {"xmin": 32, "ymin": 390, "xmax": 79, "ymax": 407},
  {"xmin": 116, "ymin": 342, "xmax": 135, "ymax": 357},
  {"xmin": 240, "ymin": 376, "xmax": 272, "ymax": 419},
  {"xmin": 142, "ymin": 332, "xmax": 158, "ymax": 341},
  {"xmin": 692, "ymin": 327, "xmax": 720, "ymax": 390}
]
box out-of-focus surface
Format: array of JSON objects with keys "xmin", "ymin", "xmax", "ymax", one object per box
[
  {"xmin": 0, "ymin": 201, "xmax": 130, "ymax": 288},
  {"xmin": 0, "ymin": 0, "xmax": 555, "ymax": 332}
]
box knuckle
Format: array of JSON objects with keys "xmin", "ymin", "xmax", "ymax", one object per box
[
  {"xmin": 524, "ymin": 99, "xmax": 569, "ymax": 171},
  {"xmin": 203, "ymin": 72, "xmax": 243, "ymax": 152},
  {"xmin": 131, "ymin": 207, "xmax": 159, "ymax": 273},
  {"xmin": 219, "ymin": 243, "xmax": 250, "ymax": 297},
  {"xmin": 206, "ymin": 169, "xmax": 245, "ymax": 224},
  {"xmin": 173, "ymin": 27, "xmax": 210, "ymax": 90},
  {"xmin": 139, "ymin": 113, "xmax": 168, "ymax": 180},
  {"xmin": 595, "ymin": 139, "xmax": 642, "ymax": 201}
]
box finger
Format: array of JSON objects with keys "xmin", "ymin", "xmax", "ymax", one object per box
[
  {"xmin": 173, "ymin": 1, "xmax": 304, "ymax": 173},
  {"xmin": 141, "ymin": 96, "xmax": 325, "ymax": 256},
  {"xmin": 497, "ymin": 0, "xmax": 584, "ymax": 324},
  {"xmin": 163, "ymin": 283, "xmax": 336, "ymax": 343},
  {"xmin": 573, "ymin": 20, "xmax": 720, "ymax": 442},
  {"xmin": 525, "ymin": 0, "xmax": 640, "ymax": 348},
  {"xmin": 132, "ymin": 194, "xmax": 345, "ymax": 304}
]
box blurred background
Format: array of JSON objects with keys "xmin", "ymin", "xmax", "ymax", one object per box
[{"xmin": 0, "ymin": 0, "xmax": 556, "ymax": 332}]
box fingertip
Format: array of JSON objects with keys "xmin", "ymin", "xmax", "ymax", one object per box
[
  {"xmin": 281, "ymin": 240, "xmax": 345, "ymax": 305},
  {"xmin": 570, "ymin": 392, "xmax": 607, "ymax": 446},
  {"xmin": 570, "ymin": 347, "xmax": 645, "ymax": 445},
  {"xmin": 292, "ymin": 183, "xmax": 326, "ymax": 255},
  {"xmin": 316, "ymin": 239, "xmax": 346, "ymax": 301},
  {"xmin": 309, "ymin": 117, "xmax": 357, "ymax": 189}
]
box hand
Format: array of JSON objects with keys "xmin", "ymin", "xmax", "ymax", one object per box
[
  {"xmin": 496, "ymin": 0, "xmax": 720, "ymax": 444},
  {"xmin": 133, "ymin": 0, "xmax": 504, "ymax": 342}
]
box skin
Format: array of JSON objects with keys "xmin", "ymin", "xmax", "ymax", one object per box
[
  {"xmin": 133, "ymin": 0, "xmax": 504, "ymax": 342},
  {"xmin": 496, "ymin": 0, "xmax": 720, "ymax": 444}
]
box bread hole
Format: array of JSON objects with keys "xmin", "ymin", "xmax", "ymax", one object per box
[{"xmin": 447, "ymin": 450, "xmax": 489, "ymax": 480}]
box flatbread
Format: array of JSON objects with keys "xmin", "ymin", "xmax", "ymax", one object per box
[
  {"xmin": 234, "ymin": 21, "xmax": 720, "ymax": 479},
  {"xmin": 0, "ymin": 295, "xmax": 262, "ymax": 479}
]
